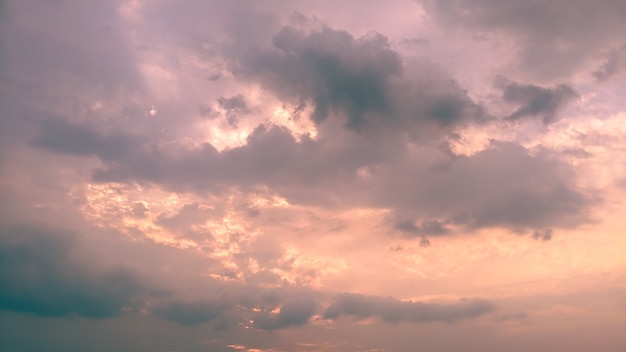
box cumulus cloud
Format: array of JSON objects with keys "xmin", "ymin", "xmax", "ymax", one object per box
[
  {"xmin": 18, "ymin": 3, "xmax": 595, "ymax": 237},
  {"xmin": 154, "ymin": 301, "xmax": 225, "ymax": 326},
  {"xmin": 395, "ymin": 219, "xmax": 450, "ymax": 237},
  {"xmin": 323, "ymin": 294, "xmax": 495, "ymax": 323},
  {"xmin": 31, "ymin": 117, "xmax": 594, "ymax": 234},
  {"xmin": 531, "ymin": 229, "xmax": 553, "ymax": 241},
  {"xmin": 0, "ymin": 224, "xmax": 152, "ymax": 318},
  {"xmin": 497, "ymin": 78, "xmax": 578, "ymax": 124},
  {"xmin": 229, "ymin": 23, "xmax": 486, "ymax": 134},
  {"xmin": 31, "ymin": 118, "xmax": 142, "ymax": 160}
]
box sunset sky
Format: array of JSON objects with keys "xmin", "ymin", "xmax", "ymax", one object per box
[{"xmin": 1, "ymin": 1, "xmax": 625, "ymax": 351}]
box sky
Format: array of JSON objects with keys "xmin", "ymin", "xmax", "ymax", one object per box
[{"xmin": 0, "ymin": 1, "xmax": 625, "ymax": 351}]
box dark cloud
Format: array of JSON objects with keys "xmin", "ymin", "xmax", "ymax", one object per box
[
  {"xmin": 131, "ymin": 202, "xmax": 149, "ymax": 218},
  {"xmin": 31, "ymin": 118, "xmax": 594, "ymax": 234},
  {"xmin": 395, "ymin": 219, "xmax": 450, "ymax": 237},
  {"xmin": 0, "ymin": 224, "xmax": 151, "ymax": 318},
  {"xmin": 323, "ymin": 294, "xmax": 495, "ymax": 323},
  {"xmin": 234, "ymin": 25, "xmax": 399, "ymax": 128},
  {"xmin": 230, "ymin": 24, "xmax": 485, "ymax": 133},
  {"xmin": 496, "ymin": 78, "xmax": 578, "ymax": 124},
  {"xmin": 31, "ymin": 118, "xmax": 142, "ymax": 160},
  {"xmin": 252, "ymin": 299, "xmax": 317, "ymax": 330},
  {"xmin": 531, "ymin": 229, "xmax": 553, "ymax": 241},
  {"xmin": 422, "ymin": 0, "xmax": 626, "ymax": 79},
  {"xmin": 148, "ymin": 284, "xmax": 321, "ymax": 330},
  {"xmin": 592, "ymin": 45, "xmax": 626, "ymax": 81},
  {"xmin": 20, "ymin": 8, "xmax": 595, "ymax": 238},
  {"xmin": 156, "ymin": 203, "xmax": 224, "ymax": 238},
  {"xmin": 380, "ymin": 141, "xmax": 594, "ymax": 232},
  {"xmin": 218, "ymin": 95, "xmax": 249, "ymax": 112},
  {"xmin": 154, "ymin": 301, "xmax": 224, "ymax": 326},
  {"xmin": 217, "ymin": 95, "xmax": 250, "ymax": 127}
]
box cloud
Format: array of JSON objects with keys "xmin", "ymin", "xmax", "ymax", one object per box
[
  {"xmin": 218, "ymin": 95, "xmax": 249, "ymax": 112},
  {"xmin": 380, "ymin": 141, "xmax": 594, "ymax": 232},
  {"xmin": 531, "ymin": 229, "xmax": 553, "ymax": 241},
  {"xmin": 592, "ymin": 45, "xmax": 626, "ymax": 81},
  {"xmin": 0, "ymin": 1, "xmax": 623, "ymax": 350},
  {"xmin": 217, "ymin": 95, "xmax": 251, "ymax": 127},
  {"xmin": 252, "ymin": 298, "xmax": 318, "ymax": 330},
  {"xmin": 395, "ymin": 219, "xmax": 450, "ymax": 237},
  {"xmin": 31, "ymin": 118, "xmax": 594, "ymax": 234},
  {"xmin": 154, "ymin": 301, "xmax": 225, "ymax": 326},
  {"xmin": 229, "ymin": 23, "xmax": 486, "ymax": 134},
  {"xmin": 16, "ymin": 4, "xmax": 597, "ymax": 244},
  {"xmin": 422, "ymin": 0, "xmax": 626, "ymax": 79},
  {"xmin": 497, "ymin": 78, "xmax": 578, "ymax": 124},
  {"xmin": 323, "ymin": 294, "xmax": 495, "ymax": 323},
  {"xmin": 232, "ymin": 25, "xmax": 401, "ymax": 128},
  {"xmin": 0, "ymin": 224, "xmax": 152, "ymax": 318}
]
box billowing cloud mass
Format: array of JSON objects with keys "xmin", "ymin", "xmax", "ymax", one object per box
[{"xmin": 1, "ymin": 0, "xmax": 625, "ymax": 351}]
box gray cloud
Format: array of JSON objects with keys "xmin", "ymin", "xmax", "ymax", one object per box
[
  {"xmin": 0, "ymin": 222, "xmax": 316, "ymax": 328},
  {"xmin": 531, "ymin": 229, "xmax": 553, "ymax": 241},
  {"xmin": 217, "ymin": 95, "xmax": 250, "ymax": 127},
  {"xmin": 218, "ymin": 95, "xmax": 249, "ymax": 112},
  {"xmin": 154, "ymin": 301, "xmax": 225, "ymax": 326},
  {"xmin": 497, "ymin": 79, "xmax": 578, "ymax": 124},
  {"xmin": 233, "ymin": 25, "xmax": 401, "ymax": 128},
  {"xmin": 31, "ymin": 118, "xmax": 594, "ymax": 234},
  {"xmin": 229, "ymin": 23, "xmax": 486, "ymax": 134},
  {"xmin": 323, "ymin": 294, "xmax": 495, "ymax": 323},
  {"xmin": 0, "ymin": 224, "xmax": 151, "ymax": 318},
  {"xmin": 381, "ymin": 141, "xmax": 594, "ymax": 232},
  {"xmin": 395, "ymin": 219, "xmax": 450, "ymax": 237},
  {"xmin": 17, "ymin": 5, "xmax": 596, "ymax": 239},
  {"xmin": 593, "ymin": 45, "xmax": 626, "ymax": 81},
  {"xmin": 252, "ymin": 298, "xmax": 318, "ymax": 330},
  {"xmin": 422, "ymin": 0, "xmax": 626, "ymax": 79},
  {"xmin": 31, "ymin": 118, "xmax": 142, "ymax": 160}
]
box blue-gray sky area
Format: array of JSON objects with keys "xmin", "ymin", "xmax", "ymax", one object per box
[{"xmin": 1, "ymin": 1, "xmax": 625, "ymax": 351}]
